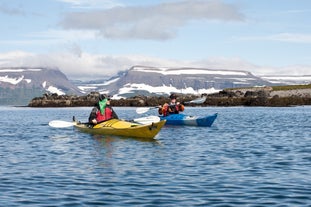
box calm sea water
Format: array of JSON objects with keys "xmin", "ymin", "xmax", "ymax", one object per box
[{"xmin": 0, "ymin": 106, "xmax": 310, "ymax": 206}]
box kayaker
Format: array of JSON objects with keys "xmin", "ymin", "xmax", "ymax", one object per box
[
  {"xmin": 158, "ymin": 93, "xmax": 184, "ymax": 116},
  {"xmin": 89, "ymin": 94, "xmax": 118, "ymax": 124}
]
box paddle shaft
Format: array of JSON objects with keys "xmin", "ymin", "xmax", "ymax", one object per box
[{"xmin": 49, "ymin": 116, "xmax": 160, "ymax": 128}]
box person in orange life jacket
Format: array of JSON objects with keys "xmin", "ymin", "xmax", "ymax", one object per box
[
  {"xmin": 88, "ymin": 94, "xmax": 118, "ymax": 124},
  {"xmin": 158, "ymin": 93, "xmax": 184, "ymax": 116}
]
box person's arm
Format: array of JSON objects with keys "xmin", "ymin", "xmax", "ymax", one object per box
[
  {"xmin": 158, "ymin": 105, "xmax": 163, "ymax": 115},
  {"xmin": 88, "ymin": 107, "xmax": 98, "ymax": 123},
  {"xmin": 162, "ymin": 103, "xmax": 169, "ymax": 116},
  {"xmin": 178, "ymin": 104, "xmax": 184, "ymax": 112},
  {"xmin": 177, "ymin": 102, "xmax": 185, "ymax": 112}
]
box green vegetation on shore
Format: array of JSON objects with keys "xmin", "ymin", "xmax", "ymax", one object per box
[
  {"xmin": 226, "ymin": 84, "xmax": 311, "ymax": 91},
  {"xmin": 271, "ymin": 84, "xmax": 311, "ymax": 91}
]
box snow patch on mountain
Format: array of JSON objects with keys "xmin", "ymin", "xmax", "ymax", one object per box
[
  {"xmin": 261, "ymin": 76, "xmax": 311, "ymax": 85},
  {"xmin": 102, "ymin": 77, "xmax": 120, "ymax": 85},
  {"xmin": 132, "ymin": 66, "xmax": 249, "ymax": 76},
  {"xmin": 42, "ymin": 81, "xmax": 65, "ymax": 95},
  {"xmin": 25, "ymin": 79, "xmax": 31, "ymax": 83},
  {"xmin": 0, "ymin": 75, "xmax": 24, "ymax": 85},
  {"xmin": 0, "ymin": 68, "xmax": 42, "ymax": 73},
  {"xmin": 46, "ymin": 86, "xmax": 65, "ymax": 95},
  {"xmin": 113, "ymin": 83, "xmax": 220, "ymax": 99}
]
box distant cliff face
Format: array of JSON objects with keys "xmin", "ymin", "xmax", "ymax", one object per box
[
  {"xmin": 0, "ymin": 67, "xmax": 81, "ymax": 105},
  {"xmin": 4, "ymin": 65, "xmax": 310, "ymax": 106},
  {"xmin": 78, "ymin": 66, "xmax": 274, "ymax": 98}
]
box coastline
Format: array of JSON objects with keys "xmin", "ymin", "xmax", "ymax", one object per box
[{"xmin": 27, "ymin": 85, "xmax": 311, "ymax": 107}]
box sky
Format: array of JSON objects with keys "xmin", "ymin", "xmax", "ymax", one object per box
[{"xmin": 0, "ymin": 0, "xmax": 310, "ymax": 80}]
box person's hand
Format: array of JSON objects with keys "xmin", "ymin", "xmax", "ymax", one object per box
[
  {"xmin": 176, "ymin": 102, "xmax": 180, "ymax": 105},
  {"xmin": 91, "ymin": 119, "xmax": 97, "ymax": 124},
  {"xmin": 158, "ymin": 105, "xmax": 162, "ymax": 109}
]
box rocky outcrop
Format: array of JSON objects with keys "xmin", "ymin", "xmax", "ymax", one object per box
[
  {"xmin": 205, "ymin": 86, "xmax": 311, "ymax": 106},
  {"xmin": 28, "ymin": 92, "xmax": 198, "ymax": 107},
  {"xmin": 28, "ymin": 86, "xmax": 311, "ymax": 107}
]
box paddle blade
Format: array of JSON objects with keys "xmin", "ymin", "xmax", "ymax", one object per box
[
  {"xmin": 136, "ymin": 107, "xmax": 151, "ymax": 114},
  {"xmin": 49, "ymin": 120, "xmax": 75, "ymax": 128},
  {"xmin": 134, "ymin": 116, "xmax": 161, "ymax": 125},
  {"xmin": 186, "ymin": 96, "xmax": 207, "ymax": 104}
]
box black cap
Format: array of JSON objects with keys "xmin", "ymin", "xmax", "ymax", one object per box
[
  {"xmin": 170, "ymin": 93, "xmax": 177, "ymax": 99},
  {"xmin": 99, "ymin": 94, "xmax": 112, "ymax": 101}
]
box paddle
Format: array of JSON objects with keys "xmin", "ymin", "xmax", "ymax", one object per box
[
  {"xmin": 49, "ymin": 116, "xmax": 161, "ymax": 128},
  {"xmin": 184, "ymin": 96, "xmax": 207, "ymax": 104},
  {"xmin": 136, "ymin": 106, "xmax": 160, "ymax": 114},
  {"xmin": 136, "ymin": 96, "xmax": 207, "ymax": 114},
  {"xmin": 48, "ymin": 120, "xmax": 77, "ymax": 128},
  {"xmin": 131, "ymin": 115, "xmax": 160, "ymax": 124}
]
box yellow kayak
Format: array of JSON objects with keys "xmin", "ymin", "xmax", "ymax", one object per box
[{"xmin": 74, "ymin": 119, "xmax": 166, "ymax": 139}]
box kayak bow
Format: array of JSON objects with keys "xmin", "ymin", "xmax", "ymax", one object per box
[{"xmin": 160, "ymin": 113, "xmax": 217, "ymax": 127}]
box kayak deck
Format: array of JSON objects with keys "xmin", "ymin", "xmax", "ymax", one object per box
[
  {"xmin": 160, "ymin": 113, "xmax": 217, "ymax": 127},
  {"xmin": 74, "ymin": 119, "xmax": 166, "ymax": 139}
]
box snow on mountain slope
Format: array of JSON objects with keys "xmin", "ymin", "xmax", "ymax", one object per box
[
  {"xmin": 132, "ymin": 66, "xmax": 249, "ymax": 76},
  {"xmin": 0, "ymin": 67, "xmax": 81, "ymax": 105},
  {"xmin": 261, "ymin": 75, "xmax": 311, "ymax": 85},
  {"xmin": 78, "ymin": 66, "xmax": 272, "ymax": 98}
]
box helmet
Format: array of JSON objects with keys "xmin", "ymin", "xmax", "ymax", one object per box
[
  {"xmin": 99, "ymin": 94, "xmax": 106, "ymax": 101},
  {"xmin": 169, "ymin": 93, "xmax": 177, "ymax": 99},
  {"xmin": 99, "ymin": 94, "xmax": 112, "ymax": 101}
]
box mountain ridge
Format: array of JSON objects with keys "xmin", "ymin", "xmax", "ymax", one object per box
[
  {"xmin": 1, "ymin": 65, "xmax": 311, "ymax": 105},
  {"xmin": 0, "ymin": 67, "xmax": 81, "ymax": 105},
  {"xmin": 77, "ymin": 65, "xmax": 273, "ymax": 98}
]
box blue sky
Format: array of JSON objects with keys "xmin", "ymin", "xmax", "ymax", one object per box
[{"xmin": 0, "ymin": 0, "xmax": 310, "ymax": 80}]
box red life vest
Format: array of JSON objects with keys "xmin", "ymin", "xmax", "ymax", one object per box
[
  {"xmin": 96, "ymin": 107, "xmax": 113, "ymax": 122},
  {"xmin": 162, "ymin": 104, "xmax": 184, "ymax": 116}
]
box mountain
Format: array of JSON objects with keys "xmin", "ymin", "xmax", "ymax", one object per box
[
  {"xmin": 3, "ymin": 65, "xmax": 311, "ymax": 105},
  {"xmin": 77, "ymin": 66, "xmax": 274, "ymax": 98},
  {"xmin": 0, "ymin": 67, "xmax": 81, "ymax": 105},
  {"xmin": 260, "ymin": 75, "xmax": 311, "ymax": 85}
]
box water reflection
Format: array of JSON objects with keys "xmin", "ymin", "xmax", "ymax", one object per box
[
  {"xmin": 92, "ymin": 134, "xmax": 161, "ymax": 153},
  {"xmin": 88, "ymin": 134, "xmax": 163, "ymax": 178}
]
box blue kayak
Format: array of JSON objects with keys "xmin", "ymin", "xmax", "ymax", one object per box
[{"xmin": 159, "ymin": 113, "xmax": 217, "ymax": 127}]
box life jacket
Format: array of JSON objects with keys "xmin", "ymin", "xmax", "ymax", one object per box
[
  {"xmin": 162, "ymin": 103, "xmax": 184, "ymax": 116},
  {"xmin": 96, "ymin": 107, "xmax": 113, "ymax": 122}
]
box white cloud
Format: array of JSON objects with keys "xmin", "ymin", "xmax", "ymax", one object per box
[
  {"xmin": 193, "ymin": 57, "xmax": 257, "ymax": 71},
  {"xmin": 56, "ymin": 0, "xmax": 123, "ymax": 9},
  {"xmin": 0, "ymin": 51, "xmax": 310, "ymax": 80},
  {"xmin": 240, "ymin": 33, "xmax": 311, "ymax": 43},
  {"xmin": 29, "ymin": 29, "xmax": 96, "ymax": 41},
  {"xmin": 269, "ymin": 33, "xmax": 311, "ymax": 43},
  {"xmin": 0, "ymin": 4, "xmax": 25, "ymax": 15},
  {"xmin": 0, "ymin": 29, "xmax": 97, "ymax": 50},
  {"xmin": 60, "ymin": 0, "xmax": 244, "ymax": 40}
]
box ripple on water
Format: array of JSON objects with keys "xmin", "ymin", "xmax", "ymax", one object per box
[{"xmin": 0, "ymin": 106, "xmax": 311, "ymax": 206}]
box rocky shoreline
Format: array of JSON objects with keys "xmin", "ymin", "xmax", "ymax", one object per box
[
  {"xmin": 28, "ymin": 86, "xmax": 311, "ymax": 107},
  {"xmin": 205, "ymin": 87, "xmax": 311, "ymax": 106}
]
